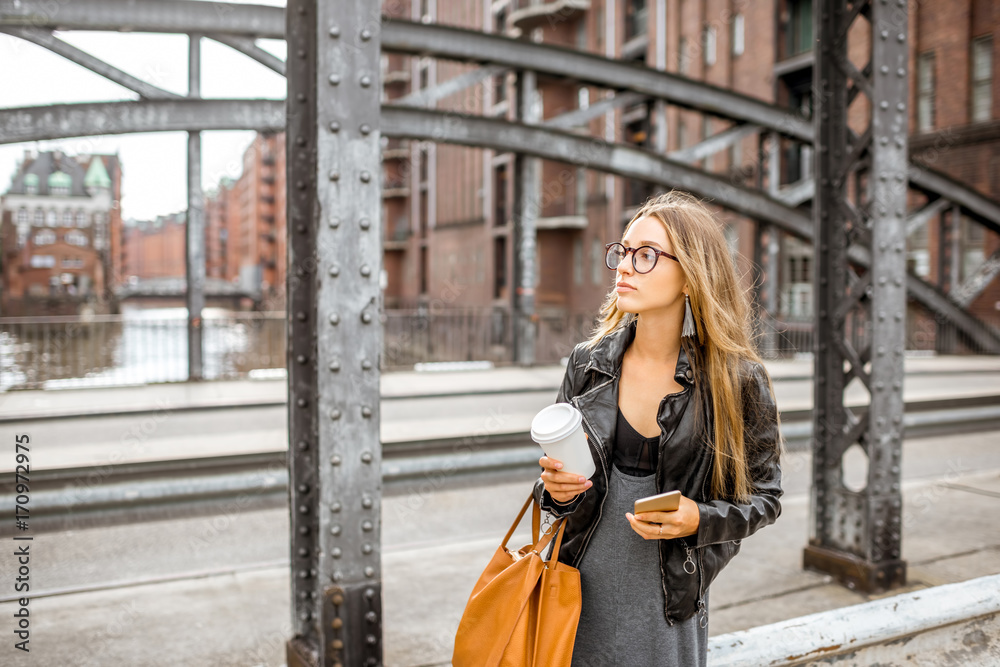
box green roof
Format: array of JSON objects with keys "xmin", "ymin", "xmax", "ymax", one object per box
[
  {"xmin": 84, "ymin": 157, "xmax": 111, "ymax": 189},
  {"xmin": 24, "ymin": 173, "xmax": 39, "ymax": 185},
  {"xmin": 48, "ymin": 171, "xmax": 72, "ymax": 189}
]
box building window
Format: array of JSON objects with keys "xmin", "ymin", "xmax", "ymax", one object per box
[
  {"xmin": 76, "ymin": 210, "xmax": 88, "ymax": 226},
  {"xmin": 703, "ymin": 25, "xmax": 717, "ymax": 66},
  {"xmin": 493, "ymin": 236, "xmax": 507, "ymax": 299},
  {"xmin": 65, "ymin": 230, "xmax": 89, "ymax": 247},
  {"xmin": 30, "ymin": 255, "xmax": 56, "ymax": 268},
  {"xmin": 591, "ymin": 238, "xmax": 604, "ymax": 285},
  {"xmin": 573, "ymin": 237, "xmax": 584, "ymax": 285},
  {"xmin": 625, "ymin": 0, "xmax": 647, "ymax": 42},
  {"xmin": 34, "ymin": 209, "xmax": 44, "ymax": 225},
  {"xmin": 917, "ymin": 51, "xmax": 935, "ymax": 132},
  {"xmin": 16, "ymin": 208, "xmax": 28, "ymax": 224},
  {"xmin": 972, "ymin": 36, "xmax": 993, "ymax": 123},
  {"xmin": 494, "ymin": 163, "xmax": 508, "ymax": 226},
  {"xmin": 62, "ymin": 209, "xmax": 73, "ymax": 226},
  {"xmin": 785, "ymin": 0, "xmax": 813, "ymax": 57},
  {"xmin": 678, "ymin": 37, "xmax": 691, "ymax": 75},
  {"xmin": 33, "ymin": 229, "xmax": 56, "ymax": 245},
  {"xmin": 62, "ymin": 257, "xmax": 84, "ymax": 269},
  {"xmin": 732, "ymin": 14, "xmax": 745, "ymax": 57},
  {"xmin": 46, "ymin": 209, "xmax": 57, "ymax": 226}
]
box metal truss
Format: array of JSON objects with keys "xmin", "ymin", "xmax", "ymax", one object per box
[{"xmin": 806, "ymin": 0, "xmax": 909, "ymax": 592}]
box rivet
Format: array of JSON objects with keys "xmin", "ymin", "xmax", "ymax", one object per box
[
  {"xmin": 298, "ymin": 483, "xmax": 309, "ymax": 493},
  {"xmin": 330, "ymin": 313, "xmax": 340, "ymax": 325},
  {"xmin": 366, "ymin": 611, "xmax": 377, "ymax": 623},
  {"xmin": 331, "ymin": 547, "xmax": 342, "ymax": 558},
  {"xmin": 362, "ymin": 520, "xmax": 374, "ymax": 532},
  {"xmin": 332, "ymin": 571, "xmax": 344, "ymax": 582},
  {"xmin": 360, "ymin": 123, "xmax": 371, "ymax": 135},
  {"xmin": 363, "ymin": 543, "xmax": 373, "ymax": 554},
  {"xmin": 297, "ymin": 354, "xmax": 307, "ymax": 364},
  {"xmin": 329, "ymin": 170, "xmax": 340, "ymax": 181},
  {"xmin": 361, "ymin": 405, "xmax": 372, "ymax": 418},
  {"xmin": 897, "ymin": 33, "xmax": 905, "ymax": 42},
  {"xmin": 299, "ymin": 505, "xmax": 309, "ymax": 514},
  {"xmin": 299, "ymin": 611, "xmax": 311, "ymax": 621},
  {"xmin": 329, "ymin": 121, "xmax": 341, "ymax": 132},
  {"xmin": 360, "ymin": 264, "xmax": 371, "ymax": 277},
  {"xmin": 366, "ymin": 635, "xmax": 377, "ymax": 645},
  {"xmin": 360, "ymin": 74, "xmax": 372, "ymax": 87},
  {"xmin": 297, "ymin": 93, "xmax": 306, "ymax": 102},
  {"xmin": 331, "ymin": 501, "xmax": 342, "ymax": 512},
  {"xmin": 361, "ymin": 451, "xmax": 373, "ymax": 464},
  {"xmin": 297, "ymin": 224, "xmax": 306, "ymax": 233},
  {"xmin": 297, "ymin": 49, "xmax": 306, "ymax": 59},
  {"xmin": 365, "ymin": 588, "xmax": 376, "ymax": 600},
  {"xmin": 880, "ymin": 30, "xmax": 889, "ymax": 39},
  {"xmin": 894, "ymin": 312, "xmax": 903, "ymax": 321},
  {"xmin": 329, "ymin": 265, "xmax": 340, "ymax": 277},
  {"xmin": 330, "ymin": 217, "xmax": 341, "ymax": 228},
  {"xmin": 880, "ymin": 136, "xmax": 889, "ymax": 145},
  {"xmin": 361, "ymin": 28, "xmax": 372, "ymax": 40},
  {"xmin": 880, "ymin": 101, "xmax": 889, "ymax": 110},
  {"xmin": 362, "ymin": 359, "xmax": 373, "ymax": 370},
  {"xmin": 297, "ymin": 398, "xmax": 307, "ymax": 407},
  {"xmin": 330, "ymin": 408, "xmax": 342, "ymax": 420},
  {"xmin": 362, "ymin": 496, "xmax": 373, "ymax": 509},
  {"xmin": 896, "ymin": 103, "xmax": 905, "ymax": 112},
  {"xmin": 364, "ymin": 566, "xmax": 375, "ymax": 577},
  {"xmin": 296, "ymin": 137, "xmax": 306, "ymax": 147},
  {"xmin": 298, "ymin": 548, "xmax": 308, "ymax": 557},
  {"xmin": 880, "ymin": 65, "xmax": 889, "ymax": 74},
  {"xmin": 361, "ymin": 311, "xmax": 373, "ymax": 323},
  {"xmin": 332, "ymin": 594, "xmax": 344, "ymax": 606},
  {"xmin": 296, "ymin": 311, "xmax": 307, "ymax": 321},
  {"xmin": 897, "ymin": 68, "xmax": 905, "ymax": 77},
  {"xmin": 359, "ymin": 217, "xmax": 371, "ymax": 229},
  {"xmin": 330, "ymin": 25, "xmax": 341, "ymax": 37},
  {"xmin": 329, "ymin": 359, "xmax": 341, "ymax": 372},
  {"xmin": 360, "ymin": 170, "xmax": 371, "ymax": 182},
  {"xmin": 330, "ymin": 454, "xmax": 342, "ymax": 466},
  {"xmin": 331, "ymin": 618, "xmax": 343, "ymax": 630},
  {"xmin": 330, "ymin": 524, "xmax": 341, "ymax": 536},
  {"xmin": 329, "ymin": 74, "xmax": 341, "ymax": 85}
]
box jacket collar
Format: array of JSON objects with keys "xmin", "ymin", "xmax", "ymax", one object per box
[{"xmin": 585, "ymin": 317, "xmax": 695, "ymax": 386}]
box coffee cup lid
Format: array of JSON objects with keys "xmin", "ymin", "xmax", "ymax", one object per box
[{"xmin": 530, "ymin": 403, "xmax": 583, "ymax": 445}]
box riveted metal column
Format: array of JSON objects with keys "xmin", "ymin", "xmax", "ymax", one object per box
[
  {"xmin": 285, "ymin": 1, "xmax": 383, "ymax": 666},
  {"xmin": 512, "ymin": 69, "xmax": 540, "ymax": 365},
  {"xmin": 805, "ymin": 0, "xmax": 908, "ymax": 593},
  {"xmin": 754, "ymin": 222, "xmax": 780, "ymax": 358},
  {"xmin": 186, "ymin": 33, "xmax": 205, "ymax": 381}
]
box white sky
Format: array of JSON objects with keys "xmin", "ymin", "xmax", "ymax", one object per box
[{"xmin": 0, "ymin": 0, "xmax": 288, "ymax": 221}]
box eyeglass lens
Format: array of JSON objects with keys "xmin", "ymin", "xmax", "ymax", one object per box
[{"xmin": 605, "ymin": 244, "xmax": 659, "ymax": 274}]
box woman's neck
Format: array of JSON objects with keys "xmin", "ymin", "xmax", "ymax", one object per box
[{"xmin": 630, "ymin": 311, "xmax": 683, "ymax": 366}]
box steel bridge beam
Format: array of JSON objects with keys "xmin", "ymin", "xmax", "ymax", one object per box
[
  {"xmin": 284, "ymin": 0, "xmax": 384, "ymax": 664},
  {"xmin": 0, "ymin": 27, "xmax": 182, "ymax": 99}
]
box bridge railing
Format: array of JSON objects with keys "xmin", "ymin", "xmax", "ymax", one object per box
[{"xmin": 2, "ymin": 307, "xmax": 998, "ymax": 390}]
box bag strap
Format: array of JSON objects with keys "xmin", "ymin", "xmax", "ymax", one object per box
[
  {"xmin": 501, "ymin": 492, "xmax": 564, "ymax": 558},
  {"xmin": 500, "ymin": 493, "xmax": 535, "ymax": 550}
]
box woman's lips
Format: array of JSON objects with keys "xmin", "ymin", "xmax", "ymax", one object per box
[{"xmin": 616, "ymin": 284, "xmax": 635, "ymax": 293}]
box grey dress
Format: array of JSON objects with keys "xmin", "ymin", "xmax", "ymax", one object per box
[{"xmin": 571, "ymin": 407, "xmax": 708, "ymax": 667}]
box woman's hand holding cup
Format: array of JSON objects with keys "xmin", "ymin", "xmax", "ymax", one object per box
[{"xmin": 540, "ymin": 434, "xmax": 594, "ymax": 503}]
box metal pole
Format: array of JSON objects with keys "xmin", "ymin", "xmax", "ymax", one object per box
[
  {"xmin": 186, "ymin": 33, "xmax": 205, "ymax": 381},
  {"xmin": 285, "ymin": 1, "xmax": 384, "ymax": 665},
  {"xmin": 512, "ymin": 68, "xmax": 540, "ymax": 365},
  {"xmin": 806, "ymin": 0, "xmax": 908, "ymax": 593}
]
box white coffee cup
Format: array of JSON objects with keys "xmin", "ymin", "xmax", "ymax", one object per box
[{"xmin": 530, "ymin": 403, "xmax": 596, "ymax": 479}]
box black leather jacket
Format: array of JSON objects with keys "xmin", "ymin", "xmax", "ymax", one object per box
[{"xmin": 533, "ymin": 318, "xmax": 783, "ymax": 626}]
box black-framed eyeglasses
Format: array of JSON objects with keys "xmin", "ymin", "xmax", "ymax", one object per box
[{"xmin": 605, "ymin": 242, "xmax": 680, "ymax": 274}]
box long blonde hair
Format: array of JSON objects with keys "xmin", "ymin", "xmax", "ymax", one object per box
[{"xmin": 584, "ymin": 191, "xmax": 785, "ymax": 504}]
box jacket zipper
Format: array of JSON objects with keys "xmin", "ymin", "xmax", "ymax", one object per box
[{"xmin": 570, "ymin": 387, "xmax": 612, "ymax": 570}]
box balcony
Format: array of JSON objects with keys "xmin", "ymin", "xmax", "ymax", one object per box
[
  {"xmin": 385, "ymin": 224, "xmax": 410, "ymax": 251},
  {"xmin": 382, "ymin": 138, "xmax": 410, "ymax": 162},
  {"xmin": 383, "ymin": 179, "xmax": 411, "ymax": 199},
  {"xmin": 507, "ymin": 0, "xmax": 589, "ymax": 33},
  {"xmin": 535, "ymin": 215, "xmax": 587, "ymax": 231},
  {"xmin": 384, "ymin": 69, "xmax": 411, "ymax": 86}
]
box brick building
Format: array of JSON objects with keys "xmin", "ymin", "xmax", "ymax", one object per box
[
  {"xmin": 0, "ymin": 150, "xmax": 123, "ymax": 315},
  {"xmin": 122, "ymin": 212, "xmax": 187, "ymax": 280},
  {"xmin": 368, "ymin": 0, "xmax": 998, "ymax": 357}
]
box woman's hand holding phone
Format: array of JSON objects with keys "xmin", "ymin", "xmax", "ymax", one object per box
[{"xmin": 539, "ymin": 434, "xmax": 593, "ymax": 503}]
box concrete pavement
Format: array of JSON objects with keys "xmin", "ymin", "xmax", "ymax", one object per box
[{"xmin": 1, "ymin": 429, "xmax": 999, "ymax": 666}]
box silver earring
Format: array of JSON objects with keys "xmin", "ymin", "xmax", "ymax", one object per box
[{"xmin": 682, "ymin": 293, "xmax": 697, "ymax": 340}]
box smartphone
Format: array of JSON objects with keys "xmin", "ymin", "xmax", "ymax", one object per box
[{"xmin": 634, "ymin": 490, "xmax": 681, "ymax": 514}]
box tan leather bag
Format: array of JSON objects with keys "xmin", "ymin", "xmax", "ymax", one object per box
[{"xmin": 452, "ymin": 491, "xmax": 582, "ymax": 667}]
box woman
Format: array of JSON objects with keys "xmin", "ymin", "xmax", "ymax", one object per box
[{"xmin": 533, "ymin": 191, "xmax": 785, "ymax": 666}]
